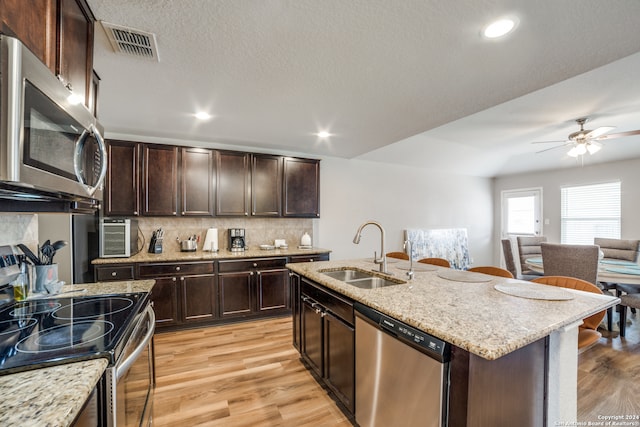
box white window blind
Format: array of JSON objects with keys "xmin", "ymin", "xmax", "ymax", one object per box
[{"xmin": 561, "ymin": 181, "xmax": 621, "ymax": 244}]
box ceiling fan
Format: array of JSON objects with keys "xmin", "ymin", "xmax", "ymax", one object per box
[{"xmin": 533, "ymin": 117, "xmax": 640, "ymax": 157}]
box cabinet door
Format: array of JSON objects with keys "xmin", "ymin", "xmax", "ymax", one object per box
[
  {"xmin": 251, "ymin": 154, "xmax": 282, "ymax": 216},
  {"xmin": 94, "ymin": 264, "xmax": 135, "ymax": 282},
  {"xmin": 57, "ymin": 0, "xmax": 93, "ymax": 107},
  {"xmin": 301, "ymin": 298, "xmax": 324, "ymax": 377},
  {"xmin": 181, "ymin": 274, "xmax": 216, "ymax": 323},
  {"xmin": 324, "ymin": 312, "xmax": 355, "ymax": 413},
  {"xmin": 256, "ymin": 268, "xmax": 289, "ymax": 312},
  {"xmin": 216, "ymin": 151, "xmax": 249, "ymax": 216},
  {"xmin": 151, "ymin": 277, "xmax": 179, "ymax": 327},
  {"xmin": 283, "ymin": 157, "xmax": 320, "ymax": 217},
  {"xmin": 142, "ymin": 144, "xmax": 178, "ymax": 216},
  {"xmin": 105, "ymin": 140, "xmax": 139, "ymax": 216},
  {"xmin": 290, "ymin": 272, "xmax": 301, "ymax": 350},
  {"xmin": 218, "ymin": 271, "xmax": 253, "ymax": 318},
  {"xmin": 181, "ymin": 147, "xmax": 214, "ymax": 216},
  {"xmin": 0, "ymin": 0, "xmax": 57, "ymax": 72}
]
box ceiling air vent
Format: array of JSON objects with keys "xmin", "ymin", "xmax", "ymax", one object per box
[{"xmin": 100, "ymin": 21, "xmax": 160, "ymax": 61}]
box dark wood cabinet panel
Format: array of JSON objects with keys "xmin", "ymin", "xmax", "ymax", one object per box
[
  {"xmin": 141, "ymin": 144, "xmax": 179, "ymax": 216},
  {"xmin": 57, "ymin": 0, "xmax": 93, "ymax": 107},
  {"xmin": 283, "ymin": 157, "xmax": 320, "ymax": 217},
  {"xmin": 105, "ymin": 140, "xmax": 139, "ymax": 216},
  {"xmin": 289, "ymin": 253, "xmax": 330, "ymax": 263},
  {"xmin": 0, "ymin": 0, "xmax": 57, "ymax": 71},
  {"xmin": 151, "ymin": 277, "xmax": 180, "ymax": 327},
  {"xmin": 324, "ymin": 312, "xmax": 355, "ymax": 413},
  {"xmin": 299, "ymin": 278, "xmax": 354, "ymax": 414},
  {"xmin": 218, "ymin": 271, "xmax": 253, "ymax": 318},
  {"xmin": 94, "ymin": 264, "xmax": 135, "ymax": 282},
  {"xmin": 216, "ymin": 151, "xmax": 249, "ymax": 216},
  {"xmin": 181, "ymin": 274, "xmax": 216, "ymax": 323},
  {"xmin": 257, "ymin": 268, "xmax": 289, "ymax": 312},
  {"xmin": 181, "ymin": 147, "xmax": 214, "ymax": 216},
  {"xmin": 290, "ymin": 272, "xmax": 301, "ymax": 350},
  {"xmin": 251, "ymin": 154, "xmax": 282, "ymax": 216},
  {"xmin": 88, "ymin": 69, "xmax": 100, "ymax": 118}
]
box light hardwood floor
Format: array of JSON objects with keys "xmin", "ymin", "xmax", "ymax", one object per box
[{"xmin": 152, "ymin": 311, "xmax": 640, "ymax": 426}]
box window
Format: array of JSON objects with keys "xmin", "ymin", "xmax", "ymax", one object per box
[
  {"xmin": 501, "ymin": 188, "xmax": 542, "ymax": 237},
  {"xmin": 561, "ymin": 181, "xmax": 621, "ymax": 244}
]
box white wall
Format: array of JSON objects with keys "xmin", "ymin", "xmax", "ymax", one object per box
[
  {"xmin": 317, "ymin": 157, "xmax": 494, "ymax": 265},
  {"xmin": 492, "ymin": 157, "xmax": 640, "ymax": 262}
]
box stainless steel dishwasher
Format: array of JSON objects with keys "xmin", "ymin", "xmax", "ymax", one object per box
[{"xmin": 355, "ymin": 303, "xmax": 450, "ymax": 427}]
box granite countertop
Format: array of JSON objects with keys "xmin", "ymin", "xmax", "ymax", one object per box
[
  {"xmin": 93, "ymin": 247, "xmax": 331, "ymax": 264},
  {"xmin": 287, "ymin": 258, "xmax": 619, "ymax": 360},
  {"xmin": 0, "ymin": 280, "xmax": 155, "ymax": 427}
]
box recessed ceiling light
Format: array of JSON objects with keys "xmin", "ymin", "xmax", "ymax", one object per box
[
  {"xmin": 317, "ymin": 131, "xmax": 331, "ymax": 138},
  {"xmin": 195, "ymin": 111, "xmax": 212, "ymax": 120},
  {"xmin": 483, "ymin": 18, "xmax": 517, "ymax": 39}
]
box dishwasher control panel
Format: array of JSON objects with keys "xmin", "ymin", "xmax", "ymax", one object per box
[{"xmin": 355, "ymin": 302, "xmax": 450, "ymax": 362}]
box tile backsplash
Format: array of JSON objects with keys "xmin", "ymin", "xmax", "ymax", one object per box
[
  {"xmin": 136, "ymin": 217, "xmax": 315, "ymax": 253},
  {"xmin": 0, "ymin": 214, "xmax": 38, "ymax": 247}
]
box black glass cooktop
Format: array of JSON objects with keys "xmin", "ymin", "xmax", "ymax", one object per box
[{"xmin": 0, "ymin": 293, "xmax": 148, "ymax": 375}]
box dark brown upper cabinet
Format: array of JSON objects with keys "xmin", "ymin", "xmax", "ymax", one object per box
[
  {"xmin": 216, "ymin": 151, "xmax": 249, "ymax": 216},
  {"xmin": 283, "ymin": 157, "xmax": 320, "ymax": 217},
  {"xmin": 0, "ymin": 0, "xmax": 95, "ymax": 109},
  {"xmin": 251, "ymin": 154, "xmax": 282, "ymax": 217},
  {"xmin": 181, "ymin": 147, "xmax": 215, "ymax": 216},
  {"xmin": 57, "ymin": 0, "xmax": 93, "ymax": 107},
  {"xmin": 105, "ymin": 140, "xmax": 139, "ymax": 216},
  {"xmin": 141, "ymin": 144, "xmax": 179, "ymax": 216}
]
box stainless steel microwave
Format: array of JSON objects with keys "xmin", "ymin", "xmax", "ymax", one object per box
[{"xmin": 0, "ymin": 35, "xmax": 107, "ymax": 201}]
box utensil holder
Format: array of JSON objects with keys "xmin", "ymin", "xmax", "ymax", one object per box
[{"xmin": 34, "ymin": 264, "xmax": 58, "ymax": 293}]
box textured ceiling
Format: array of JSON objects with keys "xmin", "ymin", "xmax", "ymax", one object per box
[{"xmin": 87, "ymin": 0, "xmax": 640, "ymax": 177}]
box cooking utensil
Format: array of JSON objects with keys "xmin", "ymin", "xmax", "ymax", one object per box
[
  {"xmin": 177, "ymin": 237, "xmax": 197, "ymax": 252},
  {"xmin": 17, "ymin": 244, "xmax": 41, "ymax": 265}
]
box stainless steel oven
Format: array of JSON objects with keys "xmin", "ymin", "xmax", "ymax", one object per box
[{"xmin": 106, "ymin": 303, "xmax": 155, "ymax": 427}]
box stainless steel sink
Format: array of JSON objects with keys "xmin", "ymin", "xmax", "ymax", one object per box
[
  {"xmin": 322, "ymin": 269, "xmax": 374, "ymax": 281},
  {"xmin": 320, "ymin": 268, "xmax": 405, "ymax": 289}
]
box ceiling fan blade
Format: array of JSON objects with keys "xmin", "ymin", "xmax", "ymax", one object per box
[
  {"xmin": 598, "ymin": 129, "xmax": 640, "ymax": 140},
  {"xmin": 535, "ymin": 143, "xmax": 569, "ymax": 154},
  {"xmin": 585, "ymin": 126, "xmax": 615, "ymax": 139}
]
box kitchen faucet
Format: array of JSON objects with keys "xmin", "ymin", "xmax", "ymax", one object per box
[
  {"xmin": 353, "ymin": 220, "xmax": 388, "ymax": 274},
  {"xmin": 403, "ymin": 239, "xmax": 414, "ymax": 280}
]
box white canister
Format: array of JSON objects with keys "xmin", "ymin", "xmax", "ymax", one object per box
[{"xmin": 300, "ymin": 232, "xmax": 312, "ymax": 247}]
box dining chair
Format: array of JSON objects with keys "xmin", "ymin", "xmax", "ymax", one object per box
[
  {"xmin": 540, "ymin": 243, "xmax": 600, "ymax": 285},
  {"xmin": 386, "ymin": 251, "xmax": 409, "ymax": 260},
  {"xmin": 502, "ymin": 239, "xmax": 541, "ymax": 280},
  {"xmin": 532, "ymin": 276, "xmax": 605, "ymax": 351},
  {"xmin": 516, "ymin": 236, "xmax": 547, "ymax": 276},
  {"xmin": 468, "ymin": 266, "xmax": 514, "ymax": 278},
  {"xmin": 619, "ymin": 293, "xmax": 640, "ymax": 337},
  {"xmin": 417, "ymin": 257, "xmax": 451, "ymax": 268}
]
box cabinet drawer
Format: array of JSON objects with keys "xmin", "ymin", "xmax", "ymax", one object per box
[
  {"xmin": 289, "ymin": 253, "xmax": 330, "ymax": 263},
  {"xmin": 301, "ymin": 279, "xmax": 354, "ymax": 325},
  {"xmin": 138, "ymin": 262, "xmax": 214, "ymax": 278},
  {"xmin": 218, "ymin": 257, "xmax": 287, "ymax": 273},
  {"xmin": 95, "ymin": 264, "xmax": 135, "ymax": 282}
]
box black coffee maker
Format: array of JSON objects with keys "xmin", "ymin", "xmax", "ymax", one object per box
[{"xmin": 228, "ymin": 228, "xmax": 246, "ymax": 252}]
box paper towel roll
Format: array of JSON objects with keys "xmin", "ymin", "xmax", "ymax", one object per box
[{"xmin": 203, "ymin": 228, "xmax": 218, "ymax": 251}]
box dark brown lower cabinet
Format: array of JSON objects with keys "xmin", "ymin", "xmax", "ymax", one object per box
[
  {"xmin": 289, "ymin": 272, "xmax": 301, "ymax": 351},
  {"xmin": 138, "ymin": 261, "xmax": 215, "ymax": 329},
  {"xmin": 300, "ymin": 278, "xmax": 355, "ymax": 414},
  {"xmin": 218, "ymin": 257, "xmax": 290, "ymax": 320}
]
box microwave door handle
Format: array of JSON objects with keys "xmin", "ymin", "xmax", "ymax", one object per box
[
  {"xmin": 116, "ymin": 306, "xmax": 156, "ymax": 381},
  {"xmin": 73, "ymin": 124, "xmax": 108, "ymax": 197}
]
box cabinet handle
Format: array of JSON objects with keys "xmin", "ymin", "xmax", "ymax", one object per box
[
  {"xmin": 111, "ymin": 272, "xmax": 117, "ymax": 277},
  {"xmin": 180, "ymin": 277, "xmax": 185, "ymax": 281},
  {"xmin": 253, "ymin": 263, "xmax": 258, "ymax": 268},
  {"xmin": 309, "ymin": 259, "xmax": 314, "ymax": 262},
  {"xmin": 176, "ymin": 266, "xmax": 181, "ymax": 271},
  {"xmin": 257, "ymin": 271, "xmax": 261, "ymax": 276},
  {"xmin": 249, "ymin": 271, "xmax": 254, "ymax": 276},
  {"xmin": 172, "ymin": 277, "xmax": 177, "ymax": 282},
  {"xmin": 133, "ymin": 211, "xmax": 138, "ymax": 215}
]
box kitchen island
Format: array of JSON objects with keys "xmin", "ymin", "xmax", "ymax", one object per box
[
  {"xmin": 0, "ymin": 279, "xmax": 155, "ymax": 427},
  {"xmin": 287, "ymin": 258, "xmax": 619, "ymax": 426}
]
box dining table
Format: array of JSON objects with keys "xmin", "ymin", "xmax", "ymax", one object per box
[{"xmin": 525, "ymin": 256, "xmax": 640, "ymax": 332}]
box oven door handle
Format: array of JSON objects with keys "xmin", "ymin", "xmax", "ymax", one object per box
[{"xmin": 116, "ymin": 305, "xmax": 156, "ymax": 381}]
